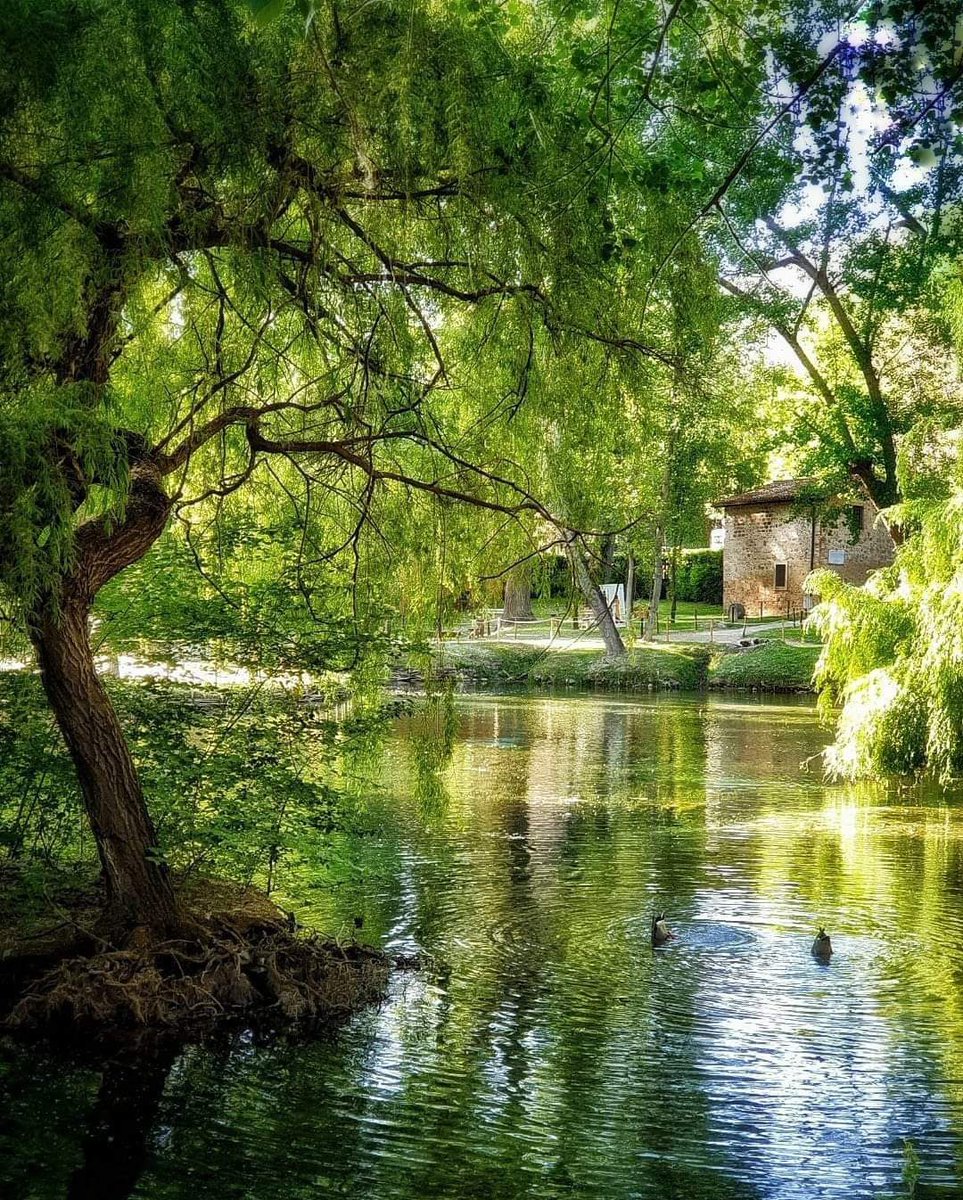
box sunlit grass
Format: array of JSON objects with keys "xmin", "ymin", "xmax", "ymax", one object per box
[
  {"xmin": 709, "ymin": 641, "xmax": 820, "ymax": 691},
  {"xmin": 438, "ymin": 640, "xmax": 819, "ymax": 692}
]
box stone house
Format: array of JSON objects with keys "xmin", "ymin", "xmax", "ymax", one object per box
[{"xmin": 714, "ymin": 479, "xmax": 896, "ymax": 618}]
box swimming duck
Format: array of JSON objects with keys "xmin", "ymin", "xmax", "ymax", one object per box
[
  {"xmin": 651, "ymin": 912, "xmax": 675, "ymax": 948},
  {"xmin": 811, "ymin": 927, "xmax": 832, "ymax": 961}
]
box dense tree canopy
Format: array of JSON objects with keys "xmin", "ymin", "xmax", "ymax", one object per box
[
  {"xmin": 1, "ymin": 0, "xmax": 962, "ymax": 937},
  {"xmin": 0, "ymin": 0, "xmax": 766, "ymax": 931}
]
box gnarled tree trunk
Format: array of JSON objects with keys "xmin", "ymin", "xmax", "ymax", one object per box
[
  {"xmin": 28, "ymin": 463, "xmax": 180, "ymax": 939},
  {"xmin": 30, "ymin": 599, "xmax": 180, "ymax": 937}
]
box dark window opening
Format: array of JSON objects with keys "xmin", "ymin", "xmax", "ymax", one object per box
[
  {"xmin": 850, "ymin": 505, "xmax": 865, "ymax": 533},
  {"xmin": 774, "ymin": 562, "xmax": 787, "ymax": 590}
]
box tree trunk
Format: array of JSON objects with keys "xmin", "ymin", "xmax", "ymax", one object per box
[
  {"xmin": 850, "ymin": 457, "xmax": 903, "ymax": 542},
  {"xmin": 30, "ymin": 598, "xmax": 181, "ymax": 938},
  {"xmin": 502, "ymin": 563, "xmax": 534, "ymax": 621},
  {"xmin": 645, "ymin": 452, "xmax": 673, "ymax": 641},
  {"xmin": 669, "ymin": 545, "xmax": 680, "ymax": 622},
  {"xmin": 26, "ymin": 463, "xmax": 180, "ymax": 939},
  {"xmin": 565, "ymin": 536, "xmax": 626, "ymax": 657},
  {"xmin": 644, "ymin": 528, "xmax": 664, "ymax": 641},
  {"xmin": 625, "ymin": 554, "xmax": 635, "ymax": 627},
  {"xmin": 600, "ymin": 535, "xmax": 616, "ymax": 581}
]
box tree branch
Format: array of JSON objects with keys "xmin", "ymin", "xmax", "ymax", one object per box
[
  {"xmin": 71, "ymin": 464, "xmax": 173, "ymax": 600},
  {"xmin": 643, "ymin": 42, "xmax": 843, "ymax": 317},
  {"xmin": 244, "ymin": 425, "xmax": 551, "ymax": 522},
  {"xmin": 719, "ymin": 276, "xmax": 858, "ymax": 458},
  {"xmin": 0, "ymin": 161, "xmax": 121, "ymax": 244}
]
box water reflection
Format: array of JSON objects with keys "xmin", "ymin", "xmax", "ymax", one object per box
[
  {"xmin": 67, "ymin": 1049, "xmax": 179, "ymax": 1200},
  {"xmin": 3, "ymin": 693, "xmax": 963, "ymax": 1198}
]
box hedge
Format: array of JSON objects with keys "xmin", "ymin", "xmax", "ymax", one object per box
[{"xmin": 674, "ymin": 549, "xmax": 723, "ymax": 604}]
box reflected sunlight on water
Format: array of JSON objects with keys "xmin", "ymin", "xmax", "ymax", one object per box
[{"xmin": 3, "ymin": 692, "xmax": 963, "ymax": 1199}]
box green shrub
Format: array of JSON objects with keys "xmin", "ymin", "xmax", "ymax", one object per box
[{"xmin": 675, "ymin": 550, "xmax": 723, "ymax": 604}]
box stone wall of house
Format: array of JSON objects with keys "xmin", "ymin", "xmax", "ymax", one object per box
[
  {"xmin": 722, "ymin": 500, "xmax": 895, "ymax": 617},
  {"xmin": 722, "ymin": 505, "xmax": 814, "ymax": 617},
  {"xmin": 815, "ymin": 505, "xmax": 896, "ymax": 586}
]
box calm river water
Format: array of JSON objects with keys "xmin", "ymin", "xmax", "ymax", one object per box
[{"xmin": 3, "ymin": 692, "xmax": 963, "ymax": 1199}]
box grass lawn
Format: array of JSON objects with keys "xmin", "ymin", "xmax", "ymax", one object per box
[
  {"xmin": 439, "ymin": 641, "xmax": 710, "ymax": 690},
  {"xmin": 435, "ymin": 638, "xmax": 820, "ymax": 693},
  {"xmin": 708, "ymin": 640, "xmax": 822, "ymax": 690},
  {"xmin": 527, "ymin": 596, "xmax": 813, "ymax": 632},
  {"xmin": 529, "ymin": 596, "xmax": 723, "ymax": 625}
]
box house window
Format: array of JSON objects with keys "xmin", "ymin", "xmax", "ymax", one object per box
[
  {"xmin": 774, "ymin": 562, "xmax": 787, "ymax": 590},
  {"xmin": 851, "ymin": 505, "xmax": 865, "ymax": 534},
  {"xmin": 827, "ymin": 549, "xmax": 846, "ymax": 565}
]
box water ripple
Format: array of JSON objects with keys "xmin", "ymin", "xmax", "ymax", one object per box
[{"xmin": 3, "ymin": 693, "xmax": 963, "ymax": 1199}]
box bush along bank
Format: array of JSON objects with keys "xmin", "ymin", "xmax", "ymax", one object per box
[{"xmin": 418, "ymin": 639, "xmax": 819, "ymax": 694}]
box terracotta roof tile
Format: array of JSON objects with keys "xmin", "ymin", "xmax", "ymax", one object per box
[{"xmin": 714, "ymin": 478, "xmax": 828, "ymax": 508}]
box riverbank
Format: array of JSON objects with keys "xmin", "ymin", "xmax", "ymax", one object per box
[
  {"xmin": 428, "ymin": 639, "xmax": 821, "ymax": 693},
  {"xmin": 0, "ymin": 873, "xmax": 391, "ymax": 1045}
]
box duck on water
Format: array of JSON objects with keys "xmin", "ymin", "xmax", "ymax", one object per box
[
  {"xmin": 811, "ymin": 927, "xmax": 832, "ymax": 961},
  {"xmin": 650, "ymin": 912, "xmax": 833, "ymax": 958},
  {"xmin": 651, "ymin": 912, "xmax": 675, "ymax": 948}
]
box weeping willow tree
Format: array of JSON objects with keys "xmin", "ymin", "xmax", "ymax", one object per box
[
  {"xmin": 3, "ymin": 0, "xmax": 781, "ymax": 940},
  {"xmin": 809, "ymin": 220, "xmax": 963, "ymax": 781},
  {"xmin": 810, "ymin": 488, "xmax": 963, "ymax": 780}
]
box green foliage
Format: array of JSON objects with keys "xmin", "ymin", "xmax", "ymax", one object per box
[
  {"xmin": 0, "ymin": 0, "xmax": 777, "ymax": 665},
  {"xmin": 0, "ymin": 391, "xmax": 129, "ymax": 615},
  {"xmin": 810, "ymin": 490, "xmax": 963, "ymax": 780},
  {"xmin": 675, "ymin": 551, "xmax": 723, "ymax": 605},
  {"xmin": 0, "ymin": 672, "xmax": 397, "ymax": 889},
  {"xmin": 94, "ymin": 511, "xmax": 398, "ymax": 675},
  {"xmin": 0, "ymin": 672, "xmax": 81, "ymax": 872}
]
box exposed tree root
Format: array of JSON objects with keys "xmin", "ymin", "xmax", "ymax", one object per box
[{"xmin": 0, "ymin": 879, "xmax": 391, "ymax": 1042}]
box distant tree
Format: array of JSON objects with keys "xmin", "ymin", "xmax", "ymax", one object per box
[
  {"xmin": 713, "ymin": 1, "xmax": 963, "ymax": 515},
  {"xmin": 502, "ymin": 564, "xmax": 534, "ymax": 623}
]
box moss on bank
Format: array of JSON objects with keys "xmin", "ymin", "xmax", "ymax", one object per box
[{"xmin": 430, "ymin": 639, "xmax": 819, "ymax": 693}]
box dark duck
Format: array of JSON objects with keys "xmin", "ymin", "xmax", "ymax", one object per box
[
  {"xmin": 651, "ymin": 912, "xmax": 675, "ymax": 948},
  {"xmin": 811, "ymin": 927, "xmax": 832, "ymax": 961}
]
